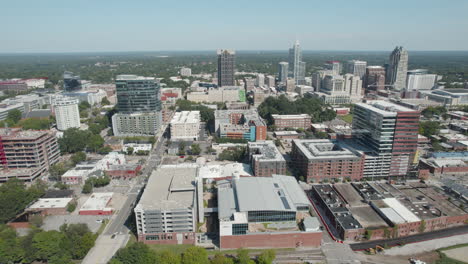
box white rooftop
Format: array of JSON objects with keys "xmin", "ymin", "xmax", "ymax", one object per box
[
  {"xmin": 383, "ymin": 198, "xmax": 420, "ymax": 223},
  {"xmin": 116, "ymin": 74, "xmax": 155, "ymax": 81},
  {"xmin": 356, "ymin": 100, "xmax": 415, "ymax": 116},
  {"xmin": 80, "ymin": 192, "xmax": 113, "ymax": 212},
  {"xmin": 28, "ymin": 198, "xmax": 73, "ymax": 210},
  {"xmin": 171, "ymin": 111, "xmax": 200, "ymax": 124},
  {"xmin": 199, "ymin": 163, "xmax": 252, "ymax": 179}
]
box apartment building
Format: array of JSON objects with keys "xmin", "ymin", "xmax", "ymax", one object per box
[
  {"xmin": 214, "ymin": 109, "xmax": 267, "ymax": 141},
  {"xmin": 0, "ymin": 128, "xmax": 60, "ymax": 182},
  {"xmin": 272, "ymin": 114, "xmax": 311, "ymax": 130},
  {"xmin": 53, "ymin": 96, "xmax": 81, "ymax": 131},
  {"xmin": 170, "ymin": 111, "xmax": 200, "ymax": 141},
  {"xmin": 186, "ymin": 86, "xmax": 245, "ymax": 103},
  {"xmin": 248, "ymin": 141, "xmax": 286, "ymax": 177}
]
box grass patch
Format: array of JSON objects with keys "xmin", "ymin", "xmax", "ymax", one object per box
[
  {"xmin": 147, "ymin": 244, "xmax": 193, "ymax": 255},
  {"xmin": 436, "ymin": 252, "xmax": 467, "ymax": 264},
  {"xmin": 438, "ymin": 243, "xmax": 468, "ymax": 251},
  {"xmin": 338, "ymin": 114, "xmax": 353, "ymax": 123}
]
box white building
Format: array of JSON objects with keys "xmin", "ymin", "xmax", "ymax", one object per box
[
  {"xmin": 346, "ymin": 60, "xmax": 367, "ymax": 79},
  {"xmin": 0, "ymin": 102, "xmax": 25, "ymax": 121},
  {"xmin": 112, "ymin": 112, "xmax": 162, "ymax": 137},
  {"xmin": 186, "ymin": 86, "xmax": 244, "ymax": 103},
  {"xmin": 123, "ymin": 143, "xmax": 152, "ymax": 153},
  {"xmin": 170, "ymin": 111, "xmax": 201, "ymax": 141},
  {"xmin": 256, "ymin": 74, "xmax": 265, "ymax": 87},
  {"xmin": 180, "ymin": 67, "xmax": 192, "ymax": 77},
  {"xmin": 63, "ymin": 89, "xmax": 107, "ymax": 106},
  {"xmin": 406, "ymin": 69, "xmax": 437, "ymax": 91},
  {"xmin": 265, "ymin": 75, "xmax": 275, "ymax": 88},
  {"xmin": 53, "ymin": 96, "xmax": 81, "ymax": 131}
]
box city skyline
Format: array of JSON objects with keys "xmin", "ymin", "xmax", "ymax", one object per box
[{"xmin": 1, "ymin": 0, "xmax": 468, "ymax": 53}]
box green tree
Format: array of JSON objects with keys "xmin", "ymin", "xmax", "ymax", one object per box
[
  {"xmin": 112, "ymin": 242, "xmax": 157, "ymax": 264},
  {"xmin": 82, "ymin": 182, "xmax": 93, "ymax": 194},
  {"xmin": 0, "ymin": 179, "xmax": 45, "ymax": 223},
  {"xmin": 236, "ymin": 248, "xmax": 254, "ymax": 264},
  {"xmin": 211, "ymin": 253, "xmax": 234, "ymax": 264},
  {"xmin": 419, "ymin": 121, "xmax": 441, "ymax": 137},
  {"xmin": 30, "ymin": 215, "xmax": 44, "ymax": 228},
  {"xmin": 364, "ymin": 229, "xmax": 373, "ymax": 240},
  {"xmin": 67, "ymin": 201, "xmax": 77, "ymax": 213},
  {"xmin": 101, "ymin": 97, "xmax": 111, "ymax": 105},
  {"xmin": 191, "ymin": 144, "xmax": 201, "ymax": 155},
  {"xmin": 98, "ymin": 146, "xmax": 113, "ymax": 154},
  {"xmin": 155, "ymin": 250, "xmax": 182, "ymax": 264},
  {"xmin": 178, "ymin": 142, "xmax": 186, "ymax": 155},
  {"xmin": 78, "ymin": 101, "xmax": 91, "ymax": 111},
  {"xmin": 181, "ymin": 246, "xmax": 209, "ymax": 264},
  {"xmin": 0, "ymin": 225, "xmax": 24, "ymax": 264},
  {"xmin": 49, "ymin": 162, "xmax": 68, "ymax": 181},
  {"xmin": 419, "ymin": 220, "xmax": 426, "ymax": 233},
  {"xmin": 87, "ymin": 134, "xmax": 104, "ymax": 152},
  {"xmin": 32, "ymin": 230, "xmax": 67, "ymax": 261},
  {"xmin": 7, "ymin": 109, "xmax": 22, "ymax": 124},
  {"xmin": 71, "ymin": 151, "xmax": 87, "ymax": 165},
  {"xmin": 18, "ymin": 117, "xmax": 52, "ymax": 130},
  {"xmin": 127, "ymin": 147, "xmax": 134, "ymax": 155},
  {"xmin": 257, "ymin": 249, "xmax": 276, "ymax": 264},
  {"xmin": 59, "ymin": 128, "xmax": 91, "ymax": 153}
]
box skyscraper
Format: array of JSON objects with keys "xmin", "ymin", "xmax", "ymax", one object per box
[
  {"xmin": 63, "ymin": 71, "xmax": 82, "ymax": 92},
  {"xmin": 53, "ymin": 96, "xmax": 81, "ymax": 131},
  {"xmin": 113, "ymin": 75, "xmax": 162, "ymax": 136},
  {"xmin": 346, "ymin": 60, "xmax": 367, "ymax": 79},
  {"xmin": 278, "ymin": 62, "xmax": 289, "ymax": 84},
  {"xmin": 217, "ymin": 49, "xmax": 235, "ymax": 87},
  {"xmin": 288, "ymin": 41, "xmax": 306, "ymax": 85},
  {"xmin": 387, "ymin": 46, "xmax": 408, "ymax": 90},
  {"xmin": 364, "ymin": 66, "xmax": 386, "ymax": 93},
  {"xmin": 325, "ymin": 61, "xmax": 341, "ymax": 75},
  {"xmin": 353, "ymin": 101, "xmax": 419, "ymax": 177}
]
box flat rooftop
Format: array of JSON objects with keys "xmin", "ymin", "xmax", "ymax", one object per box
[
  {"xmin": 355, "ymin": 100, "xmax": 416, "ymax": 116},
  {"xmin": 80, "ymin": 192, "xmax": 113, "ymax": 211},
  {"xmin": 271, "ymin": 114, "xmax": 311, "ymax": 119},
  {"xmin": 136, "ymin": 164, "xmax": 197, "ymax": 211},
  {"xmin": 116, "ymin": 74, "xmax": 155, "ymax": 81},
  {"xmin": 28, "ymin": 198, "xmax": 73, "ymax": 210},
  {"xmin": 334, "ymin": 184, "xmax": 364, "ymax": 207},
  {"xmin": 0, "ymin": 128, "xmax": 51, "ymax": 140},
  {"xmin": 248, "ymin": 141, "xmax": 285, "ymax": 162},
  {"xmin": 171, "ymin": 111, "xmax": 200, "ymax": 124},
  {"xmin": 293, "ymin": 139, "xmax": 362, "ymax": 161},
  {"xmin": 349, "ymin": 206, "xmax": 388, "ymax": 228},
  {"xmin": 199, "ymin": 163, "xmax": 252, "ymax": 179}
]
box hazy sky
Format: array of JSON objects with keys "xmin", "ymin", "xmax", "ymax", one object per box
[{"xmin": 1, "ymin": 0, "xmax": 468, "ymax": 53}]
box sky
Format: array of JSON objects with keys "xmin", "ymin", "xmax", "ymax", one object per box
[{"xmin": 1, "ymin": 0, "xmax": 468, "ymax": 53}]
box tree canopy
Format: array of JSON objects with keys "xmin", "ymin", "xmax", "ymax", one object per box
[{"xmin": 0, "ymin": 179, "xmax": 45, "ymax": 223}]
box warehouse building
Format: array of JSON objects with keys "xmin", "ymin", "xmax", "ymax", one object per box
[
  {"xmin": 79, "ymin": 192, "xmax": 113, "ymax": 215},
  {"xmin": 217, "ymin": 175, "xmax": 322, "ymax": 249}
]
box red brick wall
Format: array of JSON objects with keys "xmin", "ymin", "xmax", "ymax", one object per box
[
  {"xmin": 256, "ymin": 126, "xmax": 267, "ymax": 141},
  {"xmin": 220, "ymin": 232, "xmax": 322, "ymax": 249},
  {"xmin": 139, "ymin": 232, "xmax": 196, "ymax": 245}
]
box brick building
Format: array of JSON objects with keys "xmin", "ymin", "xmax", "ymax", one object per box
[
  {"xmin": 79, "ymin": 192, "xmax": 113, "ymax": 215},
  {"xmin": 271, "ymin": 114, "xmax": 311, "ymax": 130},
  {"xmin": 0, "ymin": 128, "xmax": 60, "ymax": 182},
  {"xmin": 248, "ymin": 141, "xmax": 286, "ymax": 177},
  {"xmin": 215, "ymin": 110, "xmax": 267, "ymax": 141},
  {"xmin": 291, "ymin": 139, "xmax": 364, "ymax": 182},
  {"xmin": 26, "ymin": 198, "xmax": 73, "ymax": 216},
  {"xmin": 105, "ymin": 164, "xmax": 142, "ymax": 179}
]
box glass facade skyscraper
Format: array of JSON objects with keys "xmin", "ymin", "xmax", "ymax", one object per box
[
  {"xmin": 288, "ymin": 41, "xmax": 306, "ymax": 85},
  {"xmin": 217, "ymin": 49, "xmax": 235, "ymax": 87},
  {"xmin": 63, "ymin": 71, "xmax": 82, "ymax": 92},
  {"xmin": 115, "ymin": 75, "xmax": 161, "ymax": 113}
]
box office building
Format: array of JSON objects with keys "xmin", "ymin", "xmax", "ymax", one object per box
[
  {"xmin": 244, "ymin": 77, "xmax": 255, "ymax": 92},
  {"xmin": 180, "ymin": 67, "xmax": 192, "ymax": 77},
  {"xmin": 344, "ymin": 74, "xmax": 363, "ymax": 101},
  {"xmin": 291, "ymin": 139, "xmax": 365, "ymax": 182},
  {"xmin": 217, "ymin": 175, "xmax": 321, "ymax": 249},
  {"xmin": 406, "ymin": 69, "xmax": 437, "ymax": 91},
  {"xmin": 286, "ymin": 78, "xmax": 296, "ymax": 93},
  {"xmin": 353, "ymin": 101, "xmax": 420, "ymax": 177},
  {"xmin": 63, "ymin": 71, "xmax": 82, "ymax": 92},
  {"xmin": 272, "ymin": 114, "xmax": 311, "ymax": 130},
  {"xmin": 170, "ymin": 111, "xmax": 200, "ymax": 141},
  {"xmin": 63, "ymin": 89, "xmax": 107, "ymax": 106},
  {"xmin": 115, "ymin": 75, "xmax": 161, "ymax": 113},
  {"xmin": 256, "ymin": 74, "xmax": 264, "ymax": 87},
  {"xmin": 214, "ymin": 109, "xmax": 267, "ymax": 141},
  {"xmin": 112, "ymin": 112, "xmax": 162, "ymax": 137},
  {"xmin": 248, "ymin": 141, "xmax": 286, "ymax": 177},
  {"xmin": 265, "ymin": 75, "xmax": 275, "ymax": 88},
  {"xmin": 53, "ymin": 96, "xmax": 80, "ymax": 131},
  {"xmin": 346, "ymin": 60, "xmax": 367, "ymax": 79},
  {"xmin": 278, "ymin": 62, "xmax": 289, "ymax": 84},
  {"xmin": 325, "ymin": 61, "xmax": 341, "ymax": 75},
  {"xmin": 217, "ymin": 49, "xmax": 235, "ymax": 87},
  {"xmin": 312, "ymin": 70, "xmax": 332, "ymax": 91},
  {"xmin": 288, "ymin": 41, "xmax": 306, "ymax": 85},
  {"xmin": 421, "ymin": 89, "xmax": 468, "ymax": 106},
  {"xmin": 365, "ymin": 66, "xmax": 386, "ymax": 93},
  {"xmin": 0, "ymin": 128, "xmax": 60, "ymax": 182},
  {"xmin": 135, "ymin": 165, "xmax": 198, "ymax": 245},
  {"xmin": 0, "ymin": 81, "xmax": 28, "ymax": 92},
  {"xmin": 387, "ymin": 46, "xmax": 408, "ymax": 90}
]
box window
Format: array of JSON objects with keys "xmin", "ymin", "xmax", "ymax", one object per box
[
  {"xmin": 232, "ymin": 223, "xmax": 248, "ymax": 235},
  {"xmin": 146, "ymin": 235, "xmax": 159, "ymax": 241}
]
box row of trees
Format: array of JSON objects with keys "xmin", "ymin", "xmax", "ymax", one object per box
[
  {"xmin": 58, "ymin": 128, "xmax": 106, "ymax": 153},
  {"xmin": 0, "ymin": 223, "xmax": 96, "ymax": 264},
  {"xmin": 258, "ymin": 94, "xmax": 337, "ymax": 125},
  {"xmin": 0, "ymin": 109, "xmax": 55, "ymax": 130},
  {"xmin": 82, "ymin": 175, "xmax": 111, "ymax": 193},
  {"xmin": 110, "ymin": 243, "xmax": 275, "ymax": 264}
]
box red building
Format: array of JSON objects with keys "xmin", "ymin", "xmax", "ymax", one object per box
[
  {"xmin": 105, "ymin": 164, "xmax": 142, "ymax": 179},
  {"xmin": 79, "ymin": 193, "xmax": 113, "ymax": 215},
  {"xmin": 271, "ymin": 114, "xmax": 311, "ymax": 130}
]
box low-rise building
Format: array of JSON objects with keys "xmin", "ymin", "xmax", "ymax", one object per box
[
  {"xmin": 134, "ymin": 165, "xmax": 198, "ymax": 245},
  {"xmin": 218, "ymin": 175, "xmax": 321, "ymax": 249},
  {"xmin": 105, "ymin": 164, "xmax": 142, "ymax": 179},
  {"xmin": 26, "ymin": 198, "xmax": 73, "ymax": 216},
  {"xmin": 274, "ymin": 131, "xmax": 300, "ymax": 139},
  {"xmin": 248, "ymin": 141, "xmax": 286, "ymax": 177},
  {"xmin": 272, "ymin": 114, "xmax": 311, "ymax": 130},
  {"xmin": 187, "ymin": 86, "xmax": 245, "ymax": 103},
  {"xmin": 291, "ymin": 139, "xmax": 364, "ymax": 182},
  {"xmin": 215, "ymin": 109, "xmax": 267, "ymax": 141},
  {"xmin": 123, "ymin": 143, "xmax": 152, "ymax": 153},
  {"xmin": 170, "ymin": 111, "xmax": 200, "ymax": 141},
  {"xmin": 79, "ymin": 192, "xmax": 113, "ymax": 215}
]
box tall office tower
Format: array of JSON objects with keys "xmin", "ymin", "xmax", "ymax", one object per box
[
  {"xmin": 346, "ymin": 60, "xmax": 367, "ymax": 79},
  {"xmin": 406, "ymin": 69, "xmax": 437, "ymax": 91},
  {"xmin": 288, "ymin": 41, "xmax": 306, "ymax": 85},
  {"xmin": 387, "ymin": 46, "xmax": 408, "ymax": 90},
  {"xmin": 312, "ymin": 70, "xmax": 333, "ymax": 91},
  {"xmin": 113, "ymin": 75, "xmax": 162, "ymax": 136},
  {"xmin": 63, "ymin": 71, "xmax": 82, "ymax": 92},
  {"xmin": 115, "ymin": 75, "xmax": 161, "ymax": 113},
  {"xmin": 322, "ymin": 75, "xmax": 345, "ymax": 94},
  {"xmin": 325, "ymin": 61, "xmax": 341, "ymax": 75},
  {"xmin": 265, "ymin": 75, "xmax": 275, "ymax": 88},
  {"xmin": 364, "ymin": 66, "xmax": 386, "ymax": 93},
  {"xmin": 217, "ymin": 49, "xmax": 236, "ymax": 87},
  {"xmin": 53, "ymin": 96, "xmax": 81, "ymax": 131},
  {"xmin": 256, "ymin": 74, "xmax": 265, "ymax": 87},
  {"xmin": 278, "ymin": 62, "xmax": 289, "ymax": 83},
  {"xmin": 353, "ymin": 101, "xmax": 419, "ymax": 177},
  {"xmin": 344, "ymin": 74, "xmax": 363, "ymax": 99}
]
